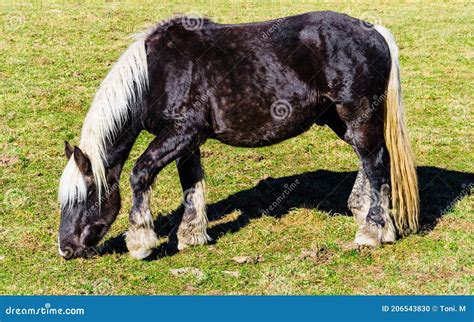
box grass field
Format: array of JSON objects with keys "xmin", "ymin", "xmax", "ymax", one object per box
[{"xmin": 0, "ymin": 0, "xmax": 473, "ymax": 295}]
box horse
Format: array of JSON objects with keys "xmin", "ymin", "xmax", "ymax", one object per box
[{"xmin": 58, "ymin": 11, "xmax": 419, "ymax": 260}]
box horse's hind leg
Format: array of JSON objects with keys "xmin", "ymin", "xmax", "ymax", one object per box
[
  {"xmin": 175, "ymin": 149, "xmax": 211, "ymax": 250},
  {"xmin": 347, "ymin": 165, "xmax": 370, "ymax": 227},
  {"xmin": 126, "ymin": 127, "xmax": 199, "ymax": 259},
  {"xmin": 321, "ymin": 105, "xmax": 375, "ymax": 235},
  {"xmin": 350, "ymin": 121, "xmax": 396, "ymax": 246}
]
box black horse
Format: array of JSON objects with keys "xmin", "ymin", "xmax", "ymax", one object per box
[{"xmin": 58, "ymin": 11, "xmax": 419, "ymax": 260}]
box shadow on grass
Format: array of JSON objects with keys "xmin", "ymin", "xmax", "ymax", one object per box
[{"xmin": 101, "ymin": 166, "xmax": 473, "ymax": 259}]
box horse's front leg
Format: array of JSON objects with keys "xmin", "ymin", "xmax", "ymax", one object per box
[
  {"xmin": 126, "ymin": 186, "xmax": 158, "ymax": 260},
  {"xmin": 176, "ymin": 149, "xmax": 211, "ymax": 250},
  {"xmin": 126, "ymin": 128, "xmax": 196, "ymax": 259}
]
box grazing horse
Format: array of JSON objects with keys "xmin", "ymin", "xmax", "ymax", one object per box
[{"xmin": 58, "ymin": 11, "xmax": 419, "ymax": 260}]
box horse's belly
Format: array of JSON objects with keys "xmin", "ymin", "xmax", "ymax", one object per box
[{"xmin": 211, "ymin": 98, "xmax": 320, "ymax": 147}]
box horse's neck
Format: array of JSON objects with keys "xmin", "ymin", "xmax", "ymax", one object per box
[{"xmin": 103, "ymin": 124, "xmax": 141, "ymax": 178}]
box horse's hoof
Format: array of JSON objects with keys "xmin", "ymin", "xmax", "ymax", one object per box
[
  {"xmin": 177, "ymin": 241, "xmax": 189, "ymax": 251},
  {"xmin": 129, "ymin": 248, "xmax": 152, "ymax": 260},
  {"xmin": 381, "ymin": 221, "xmax": 397, "ymax": 243},
  {"xmin": 354, "ymin": 231, "xmax": 381, "ymax": 247},
  {"xmin": 125, "ymin": 227, "xmax": 158, "ymax": 260},
  {"xmin": 176, "ymin": 232, "xmax": 211, "ymax": 251}
]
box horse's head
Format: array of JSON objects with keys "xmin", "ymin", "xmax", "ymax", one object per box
[{"xmin": 58, "ymin": 141, "xmax": 121, "ymax": 259}]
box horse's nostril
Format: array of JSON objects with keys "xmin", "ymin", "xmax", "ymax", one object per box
[
  {"xmin": 62, "ymin": 246, "xmax": 74, "ymax": 260},
  {"xmin": 83, "ymin": 247, "xmax": 99, "ymax": 258}
]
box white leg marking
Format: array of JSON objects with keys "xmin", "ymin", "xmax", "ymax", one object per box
[
  {"xmin": 177, "ymin": 179, "xmax": 211, "ymax": 250},
  {"xmin": 353, "ymin": 183, "xmax": 397, "ymax": 246},
  {"xmin": 126, "ymin": 190, "xmax": 158, "ymax": 259}
]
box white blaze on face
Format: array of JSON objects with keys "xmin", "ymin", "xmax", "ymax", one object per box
[{"xmin": 58, "ymin": 236, "xmax": 66, "ymax": 257}]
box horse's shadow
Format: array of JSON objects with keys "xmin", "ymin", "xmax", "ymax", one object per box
[{"xmin": 101, "ymin": 166, "xmax": 473, "ymax": 259}]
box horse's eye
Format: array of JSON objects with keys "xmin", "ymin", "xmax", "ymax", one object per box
[{"xmin": 87, "ymin": 190, "xmax": 93, "ymax": 198}]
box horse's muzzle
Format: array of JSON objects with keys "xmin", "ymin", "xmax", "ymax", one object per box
[{"xmin": 59, "ymin": 245, "xmax": 99, "ymax": 260}]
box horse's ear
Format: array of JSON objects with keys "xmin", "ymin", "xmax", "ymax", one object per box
[
  {"xmin": 73, "ymin": 146, "xmax": 92, "ymax": 176},
  {"xmin": 64, "ymin": 141, "xmax": 74, "ymax": 160}
]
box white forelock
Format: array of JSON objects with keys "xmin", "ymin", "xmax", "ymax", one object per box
[{"xmin": 59, "ymin": 157, "xmax": 87, "ymax": 211}]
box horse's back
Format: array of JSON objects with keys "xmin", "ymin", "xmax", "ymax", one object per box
[{"xmin": 144, "ymin": 11, "xmax": 390, "ymax": 146}]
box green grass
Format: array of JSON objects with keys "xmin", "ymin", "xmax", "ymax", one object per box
[{"xmin": 0, "ymin": 0, "xmax": 473, "ymax": 295}]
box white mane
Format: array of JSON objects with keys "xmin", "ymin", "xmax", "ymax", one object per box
[{"xmin": 59, "ymin": 38, "xmax": 149, "ymax": 209}]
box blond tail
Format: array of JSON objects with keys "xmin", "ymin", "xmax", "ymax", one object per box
[{"xmin": 374, "ymin": 25, "xmax": 419, "ymax": 235}]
